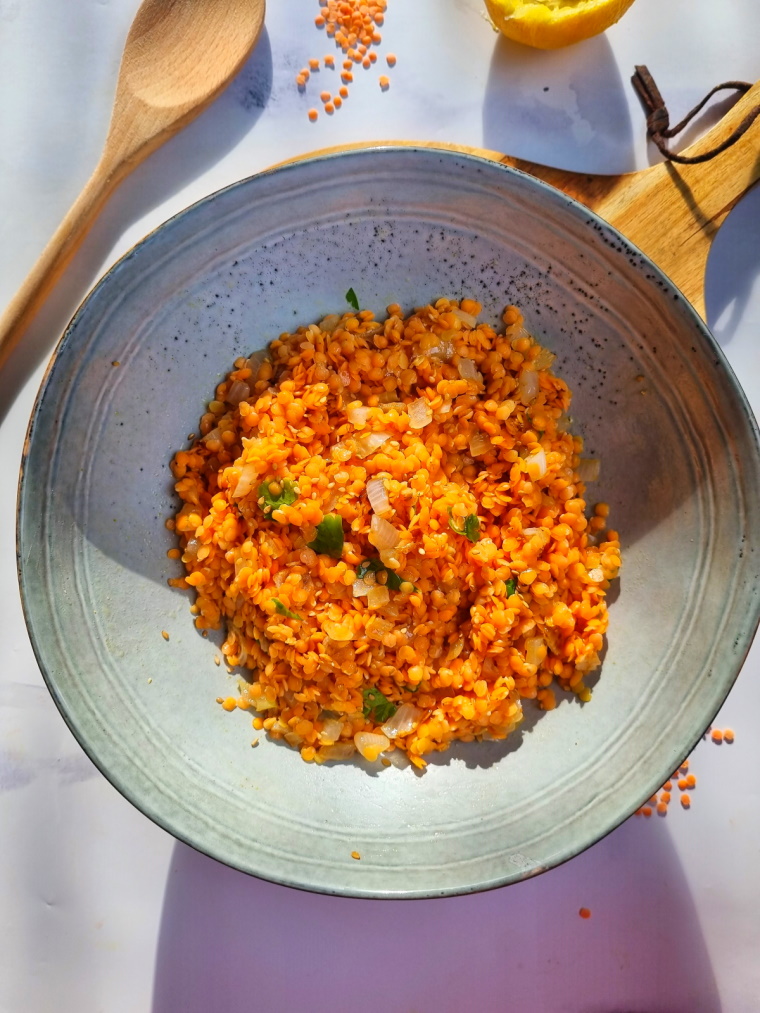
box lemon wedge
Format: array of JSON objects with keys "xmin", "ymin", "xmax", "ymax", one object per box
[{"xmin": 485, "ymin": 0, "xmax": 636, "ymax": 50}]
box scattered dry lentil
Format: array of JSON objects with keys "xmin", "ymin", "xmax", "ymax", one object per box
[
  {"xmin": 161, "ymin": 630, "xmax": 170, "ymax": 641},
  {"xmin": 579, "ymin": 907, "xmax": 591, "ymax": 919},
  {"xmin": 301, "ymin": 0, "xmax": 394, "ymax": 118}
]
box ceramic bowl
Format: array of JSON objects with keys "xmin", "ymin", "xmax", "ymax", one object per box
[{"xmin": 18, "ymin": 147, "xmax": 760, "ymax": 897}]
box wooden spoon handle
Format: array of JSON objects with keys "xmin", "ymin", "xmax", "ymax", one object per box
[{"xmin": 0, "ymin": 162, "xmax": 118, "ymax": 373}]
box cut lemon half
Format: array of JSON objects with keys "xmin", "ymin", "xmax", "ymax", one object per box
[{"xmin": 484, "ymin": 0, "xmax": 636, "ymax": 50}]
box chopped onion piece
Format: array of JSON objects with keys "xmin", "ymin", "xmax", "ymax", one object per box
[
  {"xmin": 577, "ymin": 458, "xmax": 600, "ymax": 482},
  {"xmin": 184, "ymin": 538, "xmax": 199, "ymax": 557},
  {"xmin": 556, "ymin": 411, "xmax": 572, "ymax": 432},
  {"xmin": 254, "ymin": 696, "xmax": 277, "ymax": 712},
  {"xmin": 381, "ymin": 702, "xmax": 423, "ymax": 738},
  {"xmin": 232, "ymin": 462, "xmax": 258, "ymax": 499},
  {"xmin": 523, "ymin": 527, "xmax": 541, "ymax": 537},
  {"xmin": 354, "ymin": 731, "xmax": 390, "ymax": 761},
  {"xmin": 347, "ymin": 404, "xmax": 372, "ymax": 427},
  {"xmin": 322, "ymin": 620, "xmax": 354, "ymax": 642},
  {"xmin": 533, "ymin": 347, "xmax": 556, "ymax": 371},
  {"xmin": 366, "ymin": 617, "xmax": 394, "ymax": 641},
  {"xmin": 352, "ymin": 578, "xmax": 371, "ymax": 598},
  {"xmin": 384, "ymin": 748, "xmax": 412, "ymax": 769},
  {"xmin": 526, "ymin": 446, "xmax": 547, "ymax": 481},
  {"xmin": 366, "ymin": 585, "xmax": 390, "ymax": 609},
  {"xmin": 453, "ymin": 308, "xmax": 478, "ymax": 328},
  {"xmin": 319, "ymin": 742, "xmax": 356, "ymax": 761},
  {"xmin": 319, "ymin": 314, "xmax": 341, "ymax": 333},
  {"xmin": 203, "ymin": 427, "xmax": 222, "ymax": 445},
  {"xmin": 508, "ymin": 325, "xmax": 532, "ymax": 347},
  {"xmin": 379, "ymin": 598, "xmax": 401, "ymax": 619},
  {"xmin": 367, "ymin": 477, "xmax": 390, "ymax": 515},
  {"xmin": 469, "ymin": 430, "xmax": 493, "ymax": 458},
  {"xmin": 226, "ymin": 380, "xmax": 250, "ymax": 405},
  {"xmin": 407, "ymin": 398, "xmax": 433, "ymax": 429},
  {"xmin": 378, "ymin": 549, "xmax": 400, "ymax": 571},
  {"xmin": 525, "ymin": 636, "xmax": 546, "ymax": 668},
  {"xmin": 428, "ymin": 337, "xmax": 454, "ymax": 361},
  {"xmin": 354, "ymin": 431, "xmax": 390, "ymax": 458},
  {"xmin": 457, "ymin": 357, "xmax": 483, "ymax": 384},
  {"xmin": 587, "ymin": 567, "xmax": 604, "ymax": 582},
  {"xmin": 517, "ymin": 367, "xmax": 539, "ymax": 404},
  {"xmin": 246, "ymin": 350, "xmax": 270, "ymax": 372},
  {"xmin": 369, "ymin": 514, "xmax": 400, "ymax": 551},
  {"xmin": 319, "ymin": 718, "xmax": 344, "ymax": 744}
]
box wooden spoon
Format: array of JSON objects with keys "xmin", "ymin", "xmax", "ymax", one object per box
[
  {"xmin": 0, "ymin": 0, "xmax": 266, "ymax": 372},
  {"xmin": 274, "ymin": 80, "xmax": 760, "ymax": 321}
]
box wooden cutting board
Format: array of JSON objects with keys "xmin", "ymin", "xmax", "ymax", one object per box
[{"xmin": 274, "ymin": 80, "xmax": 760, "ymax": 320}]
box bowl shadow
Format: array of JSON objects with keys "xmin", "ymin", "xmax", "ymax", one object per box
[
  {"xmin": 151, "ymin": 818, "xmax": 720, "ymax": 1013},
  {"xmin": 704, "ymin": 156, "xmax": 760, "ymax": 349}
]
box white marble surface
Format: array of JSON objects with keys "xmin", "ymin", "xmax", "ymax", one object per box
[{"xmin": 1, "ymin": 1, "xmax": 759, "ymax": 1010}]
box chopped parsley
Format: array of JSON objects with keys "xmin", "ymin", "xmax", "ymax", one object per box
[
  {"xmin": 345, "ymin": 287, "xmax": 360, "ymax": 312},
  {"xmin": 356, "ymin": 557, "xmax": 415, "ymax": 592},
  {"xmin": 506, "ymin": 578, "xmax": 517, "ymax": 597},
  {"xmin": 258, "ymin": 478, "xmax": 298, "ymax": 517},
  {"xmin": 448, "ymin": 509, "xmax": 481, "ymax": 543},
  {"xmin": 272, "ymin": 599, "xmax": 300, "ymax": 620},
  {"xmin": 362, "ymin": 687, "xmax": 397, "ymax": 724},
  {"xmin": 307, "ymin": 513, "xmax": 345, "ymax": 559}
]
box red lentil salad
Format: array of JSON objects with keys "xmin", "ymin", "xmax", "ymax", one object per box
[{"xmin": 167, "ymin": 297, "xmax": 621, "ymax": 768}]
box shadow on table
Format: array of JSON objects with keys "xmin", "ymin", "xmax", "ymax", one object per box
[
  {"xmin": 705, "ymin": 166, "xmax": 760, "ymax": 349},
  {"xmin": 482, "ymin": 34, "xmax": 634, "ymax": 174},
  {"xmin": 151, "ymin": 817, "xmax": 720, "ymax": 1013},
  {"xmin": 0, "ymin": 29, "xmax": 273, "ymax": 424}
]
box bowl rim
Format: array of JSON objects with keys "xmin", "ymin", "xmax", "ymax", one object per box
[{"xmin": 16, "ymin": 143, "xmax": 760, "ymax": 898}]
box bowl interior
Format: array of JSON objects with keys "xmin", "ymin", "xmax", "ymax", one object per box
[{"xmin": 19, "ymin": 147, "xmax": 760, "ymax": 897}]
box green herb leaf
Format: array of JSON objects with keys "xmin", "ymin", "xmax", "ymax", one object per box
[
  {"xmin": 345, "ymin": 287, "xmax": 360, "ymax": 312},
  {"xmin": 258, "ymin": 478, "xmax": 298, "ymax": 517},
  {"xmin": 272, "ymin": 599, "xmax": 300, "ymax": 620},
  {"xmin": 307, "ymin": 513, "xmax": 345, "ymax": 559},
  {"xmin": 506, "ymin": 578, "xmax": 517, "ymax": 597},
  {"xmin": 356, "ymin": 557, "xmax": 415, "ymax": 592},
  {"xmin": 447, "ymin": 509, "xmax": 481, "ymax": 543},
  {"xmin": 362, "ymin": 687, "xmax": 397, "ymax": 724}
]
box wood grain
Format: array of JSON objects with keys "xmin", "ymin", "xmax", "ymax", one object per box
[{"xmin": 274, "ymin": 80, "xmax": 760, "ymax": 319}]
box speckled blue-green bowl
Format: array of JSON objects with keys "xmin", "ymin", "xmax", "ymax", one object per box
[{"xmin": 18, "ymin": 147, "xmax": 760, "ymax": 897}]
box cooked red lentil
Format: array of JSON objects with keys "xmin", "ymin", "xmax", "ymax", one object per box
[{"xmin": 168, "ymin": 299, "xmax": 621, "ymax": 767}]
